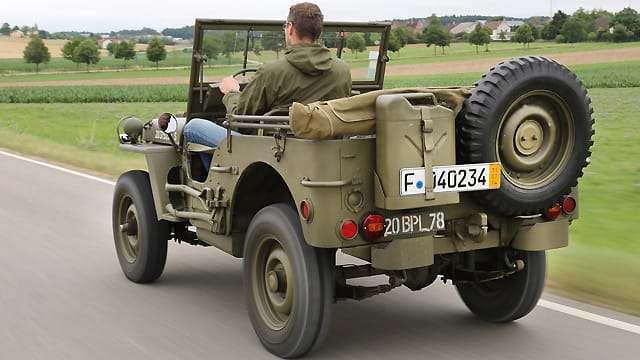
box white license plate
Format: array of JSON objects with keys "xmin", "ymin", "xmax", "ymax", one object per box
[
  {"xmin": 400, "ymin": 163, "xmax": 500, "ymax": 196},
  {"xmin": 384, "ymin": 211, "xmax": 445, "ymax": 238}
]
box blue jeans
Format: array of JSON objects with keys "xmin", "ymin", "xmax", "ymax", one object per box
[{"xmin": 183, "ymin": 118, "xmax": 238, "ymax": 169}]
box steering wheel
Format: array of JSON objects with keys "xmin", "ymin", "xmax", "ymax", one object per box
[
  {"xmin": 231, "ymin": 68, "xmax": 258, "ymax": 78},
  {"xmin": 203, "ymin": 68, "xmax": 258, "ymax": 112}
]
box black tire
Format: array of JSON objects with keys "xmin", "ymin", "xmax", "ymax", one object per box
[
  {"xmin": 243, "ymin": 204, "xmax": 334, "ymax": 358},
  {"xmin": 458, "ymin": 56, "xmax": 595, "ymax": 216},
  {"xmin": 456, "ymin": 250, "xmax": 546, "ymax": 323},
  {"xmin": 112, "ymin": 170, "xmax": 168, "ymax": 283}
]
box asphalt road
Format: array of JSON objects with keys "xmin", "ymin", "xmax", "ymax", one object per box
[{"xmin": 1, "ymin": 150, "xmax": 639, "ymax": 360}]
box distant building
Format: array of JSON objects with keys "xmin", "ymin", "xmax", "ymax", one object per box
[
  {"xmin": 449, "ymin": 22, "xmax": 478, "ymax": 36},
  {"xmin": 98, "ymin": 38, "xmax": 121, "ymax": 49},
  {"xmin": 484, "ymin": 20, "xmax": 513, "ymax": 40},
  {"xmin": 392, "ymin": 19, "xmax": 427, "ymax": 35}
]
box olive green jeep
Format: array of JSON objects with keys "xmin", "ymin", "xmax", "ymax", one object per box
[{"xmin": 113, "ymin": 19, "xmax": 594, "ymax": 358}]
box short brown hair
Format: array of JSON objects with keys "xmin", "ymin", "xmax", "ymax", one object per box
[{"xmin": 287, "ymin": 2, "xmax": 324, "ymax": 42}]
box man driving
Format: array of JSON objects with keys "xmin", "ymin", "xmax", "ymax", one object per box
[{"xmin": 183, "ymin": 2, "xmax": 352, "ymax": 166}]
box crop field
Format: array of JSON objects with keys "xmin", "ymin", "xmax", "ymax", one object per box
[{"xmin": 0, "ymin": 41, "xmax": 639, "ymax": 316}]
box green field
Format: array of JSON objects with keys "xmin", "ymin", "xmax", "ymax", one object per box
[
  {"xmin": 2, "ymin": 40, "xmax": 638, "ymax": 78},
  {"xmin": 1, "ymin": 40, "xmax": 639, "ymax": 317},
  {"xmin": 1, "ymin": 61, "xmax": 639, "ymax": 104}
]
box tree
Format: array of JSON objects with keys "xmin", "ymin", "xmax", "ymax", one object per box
[
  {"xmin": 146, "ymin": 37, "xmax": 166, "ymax": 68},
  {"xmin": 560, "ymin": 18, "xmax": 587, "ymax": 43},
  {"xmin": 202, "ymin": 35, "xmax": 221, "ymax": 62},
  {"xmin": 423, "ymin": 14, "xmax": 451, "ymax": 55},
  {"xmin": 515, "ymin": 23, "xmax": 534, "ymax": 48},
  {"xmin": 114, "ymin": 40, "xmax": 136, "ymax": 69},
  {"xmin": 61, "ymin": 38, "xmax": 83, "ymax": 69},
  {"xmin": 222, "ymin": 31, "xmax": 237, "ymax": 64},
  {"xmin": 468, "ymin": 23, "xmax": 492, "ymax": 53},
  {"xmin": 612, "ymin": 24, "xmax": 631, "ymax": 42},
  {"xmin": 261, "ymin": 31, "xmax": 285, "ymax": 59},
  {"xmin": 387, "ymin": 30, "xmax": 402, "ymax": 54},
  {"xmin": 542, "ymin": 10, "xmax": 568, "ymax": 40},
  {"xmin": 23, "ymin": 36, "xmax": 50, "ymax": 74},
  {"xmin": 0, "ymin": 23, "xmax": 11, "ymax": 35},
  {"xmin": 162, "ymin": 25, "xmax": 195, "ymax": 40},
  {"xmin": 610, "ymin": 7, "xmax": 640, "ymax": 40},
  {"xmin": 74, "ymin": 39, "xmax": 100, "ymax": 72},
  {"xmin": 345, "ymin": 32, "xmax": 366, "ymax": 58},
  {"xmin": 391, "ymin": 26, "xmax": 415, "ymax": 48},
  {"xmin": 106, "ymin": 42, "xmax": 116, "ymax": 56}
]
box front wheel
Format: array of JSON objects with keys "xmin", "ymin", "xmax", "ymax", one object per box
[
  {"xmin": 112, "ymin": 170, "xmax": 169, "ymax": 283},
  {"xmin": 243, "ymin": 204, "xmax": 334, "ymax": 358},
  {"xmin": 456, "ymin": 250, "xmax": 546, "ymax": 323}
]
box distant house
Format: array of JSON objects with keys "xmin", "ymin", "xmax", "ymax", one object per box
[
  {"xmin": 449, "ymin": 22, "xmax": 478, "ymax": 36},
  {"xmin": 392, "ymin": 19, "xmax": 426, "ymax": 35},
  {"xmin": 505, "ymin": 20, "xmax": 525, "ymax": 29},
  {"xmin": 447, "ymin": 20, "xmax": 513, "ymax": 40},
  {"xmin": 98, "ymin": 38, "xmax": 121, "ymax": 49},
  {"xmin": 484, "ymin": 20, "xmax": 512, "ymax": 40}
]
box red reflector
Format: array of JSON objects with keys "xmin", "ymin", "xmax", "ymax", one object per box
[
  {"xmin": 361, "ymin": 213, "xmax": 385, "ymax": 242},
  {"xmin": 340, "ymin": 220, "xmax": 358, "ymax": 240},
  {"xmin": 562, "ymin": 196, "xmax": 577, "ymax": 214},
  {"xmin": 544, "ymin": 203, "xmax": 562, "ymax": 220},
  {"xmin": 300, "ymin": 201, "xmax": 310, "ymax": 220}
]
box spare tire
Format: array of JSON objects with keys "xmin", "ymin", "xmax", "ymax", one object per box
[{"xmin": 457, "ymin": 56, "xmax": 594, "ymax": 216}]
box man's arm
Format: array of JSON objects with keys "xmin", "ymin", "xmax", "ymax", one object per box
[{"xmin": 222, "ymin": 69, "xmax": 272, "ymax": 115}]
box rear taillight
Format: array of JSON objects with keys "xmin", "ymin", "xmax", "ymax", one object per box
[
  {"xmin": 360, "ymin": 213, "xmax": 385, "ymax": 242},
  {"xmin": 543, "ymin": 203, "xmax": 562, "ymax": 220},
  {"xmin": 544, "ymin": 196, "xmax": 577, "ymax": 220}
]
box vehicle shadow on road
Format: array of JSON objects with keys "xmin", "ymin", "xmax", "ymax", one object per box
[{"xmin": 140, "ymin": 247, "xmax": 543, "ymax": 359}]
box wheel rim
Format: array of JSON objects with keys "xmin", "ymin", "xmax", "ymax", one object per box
[
  {"xmin": 251, "ymin": 236, "xmax": 294, "ymax": 331},
  {"xmin": 116, "ymin": 195, "xmax": 141, "ymax": 263},
  {"xmin": 497, "ymin": 90, "xmax": 574, "ymax": 189}
]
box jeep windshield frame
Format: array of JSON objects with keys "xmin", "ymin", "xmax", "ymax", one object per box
[{"xmin": 186, "ymin": 19, "xmax": 391, "ymax": 119}]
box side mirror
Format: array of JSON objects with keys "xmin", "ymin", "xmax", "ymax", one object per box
[
  {"xmin": 165, "ymin": 115, "xmax": 178, "ymax": 134},
  {"xmin": 158, "ymin": 113, "xmax": 178, "ymax": 134}
]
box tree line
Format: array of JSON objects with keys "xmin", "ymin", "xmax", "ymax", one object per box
[
  {"xmin": 22, "ymin": 36, "xmax": 168, "ymax": 73},
  {"xmin": 1, "ymin": 22, "xmax": 193, "ymax": 41},
  {"xmin": 388, "ymin": 6, "xmax": 640, "ymax": 55}
]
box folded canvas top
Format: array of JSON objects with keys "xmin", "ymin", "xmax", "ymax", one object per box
[{"xmin": 289, "ymin": 87, "xmax": 473, "ymax": 139}]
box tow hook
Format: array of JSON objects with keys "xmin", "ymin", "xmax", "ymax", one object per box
[{"xmin": 504, "ymin": 253, "xmax": 525, "ymax": 271}]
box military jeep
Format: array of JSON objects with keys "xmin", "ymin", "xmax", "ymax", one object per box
[{"xmin": 113, "ymin": 19, "xmax": 594, "ymax": 358}]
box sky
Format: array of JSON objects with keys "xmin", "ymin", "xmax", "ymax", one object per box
[{"xmin": 1, "ymin": 0, "xmax": 638, "ymax": 33}]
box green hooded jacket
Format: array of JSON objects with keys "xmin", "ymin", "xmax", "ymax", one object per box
[{"xmin": 223, "ymin": 43, "xmax": 351, "ymax": 115}]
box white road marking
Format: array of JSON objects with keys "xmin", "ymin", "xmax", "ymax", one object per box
[
  {"xmin": 3, "ymin": 149, "xmax": 639, "ymax": 335},
  {"xmin": 0, "ymin": 150, "xmax": 116, "ymax": 186},
  {"xmin": 538, "ymin": 300, "xmax": 640, "ymax": 335}
]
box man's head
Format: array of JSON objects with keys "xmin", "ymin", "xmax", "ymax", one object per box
[{"xmin": 285, "ymin": 2, "xmax": 324, "ymax": 44}]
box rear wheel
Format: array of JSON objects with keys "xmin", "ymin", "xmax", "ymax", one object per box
[
  {"xmin": 456, "ymin": 250, "xmax": 546, "ymax": 323},
  {"xmin": 112, "ymin": 170, "xmax": 168, "ymax": 283},
  {"xmin": 243, "ymin": 204, "xmax": 334, "ymax": 358},
  {"xmin": 458, "ymin": 56, "xmax": 594, "ymax": 215}
]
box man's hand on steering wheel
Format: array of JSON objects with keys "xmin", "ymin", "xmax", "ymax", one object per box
[
  {"xmin": 220, "ymin": 68, "xmax": 259, "ymax": 94},
  {"xmin": 219, "ymin": 76, "xmax": 240, "ymax": 94}
]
